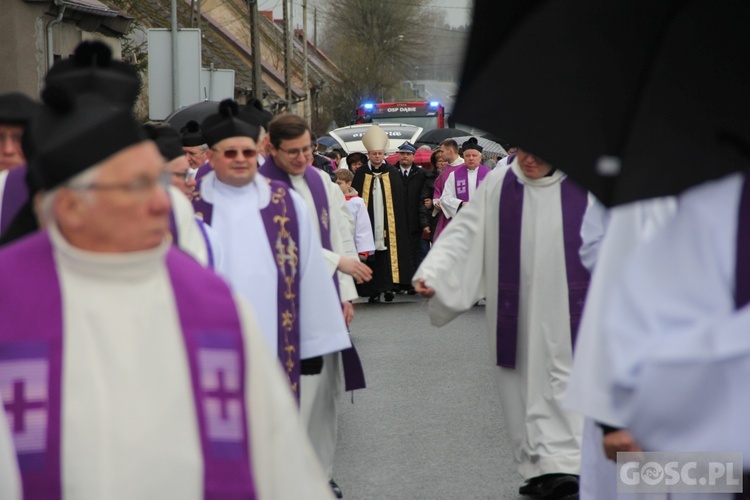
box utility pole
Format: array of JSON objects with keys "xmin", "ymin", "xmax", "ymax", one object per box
[
  {"xmin": 171, "ymin": 0, "xmax": 180, "ymax": 111},
  {"xmin": 302, "ymin": 0, "xmax": 310, "ymax": 122},
  {"xmin": 248, "ymin": 0, "xmax": 263, "ymax": 99},
  {"xmin": 282, "ymin": 0, "xmax": 292, "ymax": 107}
]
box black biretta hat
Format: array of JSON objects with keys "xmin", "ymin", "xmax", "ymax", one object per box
[
  {"xmin": 143, "ymin": 123, "xmax": 184, "ymax": 161},
  {"xmin": 242, "ymin": 97, "xmax": 273, "ymax": 131},
  {"xmin": 462, "ymin": 137, "xmax": 484, "ymax": 153},
  {"xmin": 180, "ymin": 120, "xmax": 205, "ymax": 147},
  {"xmin": 45, "ymin": 41, "xmax": 141, "ymax": 110},
  {"xmin": 28, "ymin": 87, "xmax": 146, "ymax": 191},
  {"xmin": 0, "ymin": 92, "xmax": 40, "ymax": 126},
  {"xmin": 201, "ymin": 99, "xmax": 260, "ymax": 147}
]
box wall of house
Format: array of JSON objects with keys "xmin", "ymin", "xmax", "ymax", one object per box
[
  {"xmin": 0, "ymin": 1, "xmax": 123, "ymax": 98},
  {"xmin": 0, "ymin": 1, "xmax": 48, "ymax": 97}
]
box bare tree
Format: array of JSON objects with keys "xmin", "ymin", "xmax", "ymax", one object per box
[{"xmin": 317, "ymin": 0, "xmax": 431, "ymax": 126}]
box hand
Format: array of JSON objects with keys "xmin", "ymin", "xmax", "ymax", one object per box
[
  {"xmin": 338, "ymin": 256, "xmax": 373, "ymax": 284},
  {"xmin": 423, "ymin": 226, "xmax": 431, "ymax": 234},
  {"xmin": 434, "ymin": 199, "xmax": 441, "ymax": 210},
  {"xmin": 602, "ymin": 430, "xmax": 641, "ymax": 461},
  {"xmin": 424, "ymin": 198, "xmax": 433, "ymax": 209},
  {"xmin": 342, "ymin": 301, "xmax": 354, "ymax": 327},
  {"xmin": 414, "ymin": 279, "xmax": 435, "ymax": 298}
]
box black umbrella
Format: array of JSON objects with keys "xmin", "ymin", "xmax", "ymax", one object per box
[
  {"xmin": 415, "ymin": 128, "xmax": 472, "ymax": 147},
  {"xmin": 165, "ymin": 100, "xmax": 220, "ymax": 132},
  {"xmin": 453, "ymin": 0, "xmax": 750, "ymax": 206}
]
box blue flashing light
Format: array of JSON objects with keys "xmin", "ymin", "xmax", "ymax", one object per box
[
  {"xmin": 429, "ymin": 101, "xmax": 440, "ymax": 108},
  {"xmin": 363, "ymin": 103, "xmax": 374, "ymax": 110}
]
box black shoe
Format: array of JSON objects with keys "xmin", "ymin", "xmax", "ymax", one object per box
[
  {"xmin": 329, "ymin": 479, "xmax": 343, "ymax": 498},
  {"xmin": 519, "ymin": 475, "xmax": 544, "ymax": 496},
  {"xmin": 384, "ymin": 291, "xmax": 394, "ymax": 302},
  {"xmin": 539, "ymin": 474, "xmax": 579, "ymax": 500},
  {"xmin": 368, "ymin": 294, "xmax": 381, "ymax": 303}
]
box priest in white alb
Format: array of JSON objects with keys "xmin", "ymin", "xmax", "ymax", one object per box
[
  {"xmin": 414, "ymin": 151, "xmax": 597, "ymax": 500},
  {"xmin": 192, "ymin": 100, "xmax": 352, "ymax": 403},
  {"xmin": 0, "ymin": 89, "xmax": 334, "ymax": 498},
  {"xmin": 439, "ymin": 137, "xmax": 490, "ymax": 220}
]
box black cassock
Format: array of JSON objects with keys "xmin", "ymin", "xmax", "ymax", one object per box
[{"xmin": 351, "ymin": 163, "xmax": 413, "ymax": 297}]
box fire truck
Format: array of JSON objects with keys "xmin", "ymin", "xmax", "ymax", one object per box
[{"xmin": 355, "ymin": 101, "xmax": 446, "ymax": 131}]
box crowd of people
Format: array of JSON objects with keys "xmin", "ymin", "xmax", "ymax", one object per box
[{"xmin": 1, "ymin": 37, "xmax": 746, "ymax": 500}]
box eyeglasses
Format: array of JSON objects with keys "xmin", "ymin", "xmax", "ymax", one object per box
[
  {"xmin": 70, "ymin": 171, "xmax": 171, "ymax": 199},
  {"xmin": 277, "ymin": 145, "xmax": 313, "ymax": 158},
  {"xmin": 214, "ymin": 148, "xmax": 257, "ymax": 160}
]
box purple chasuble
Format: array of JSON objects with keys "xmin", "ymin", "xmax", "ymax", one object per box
[
  {"xmin": 496, "ymin": 169, "xmax": 590, "ymax": 369},
  {"xmin": 735, "ymin": 173, "xmax": 750, "ymax": 309},
  {"xmin": 1, "ymin": 166, "xmax": 29, "ymax": 235},
  {"xmin": 260, "ymin": 158, "xmax": 367, "ymax": 391},
  {"xmin": 0, "ymin": 232, "xmax": 255, "ymax": 499},
  {"xmin": 453, "ymin": 165, "xmax": 490, "ymax": 203}
]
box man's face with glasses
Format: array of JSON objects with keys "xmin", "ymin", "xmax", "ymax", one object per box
[
  {"xmin": 208, "ymin": 136, "xmax": 259, "ymax": 187},
  {"xmin": 270, "ymin": 131, "xmax": 312, "ymax": 176},
  {"xmin": 60, "ymin": 141, "xmax": 172, "ymax": 253}
]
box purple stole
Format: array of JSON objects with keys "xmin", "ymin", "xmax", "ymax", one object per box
[
  {"xmin": 260, "ymin": 157, "xmax": 333, "ymax": 252},
  {"xmin": 453, "ymin": 165, "xmax": 490, "ymax": 202},
  {"xmin": 735, "ymin": 173, "xmax": 750, "ymax": 309},
  {"xmin": 496, "ymin": 169, "xmax": 590, "ymax": 369},
  {"xmin": 0, "ymin": 232, "xmax": 255, "ymax": 499},
  {"xmin": 1, "ymin": 166, "xmax": 29, "ymax": 235},
  {"xmin": 191, "ymin": 175, "xmax": 303, "ymax": 399},
  {"xmin": 260, "ymin": 158, "xmax": 367, "ymax": 392}
]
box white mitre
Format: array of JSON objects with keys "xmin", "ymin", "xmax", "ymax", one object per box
[{"xmin": 362, "ymin": 125, "xmax": 389, "ymax": 152}]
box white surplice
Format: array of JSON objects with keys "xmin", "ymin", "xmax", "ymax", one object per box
[
  {"xmin": 604, "ymin": 173, "xmax": 750, "ymax": 461},
  {"xmin": 289, "ymin": 167, "xmax": 358, "ymax": 478},
  {"xmin": 167, "ymin": 185, "xmax": 217, "ymax": 267},
  {"xmin": 9, "ymin": 224, "xmax": 334, "ymax": 500},
  {"xmin": 200, "ymin": 171, "xmax": 351, "ymax": 360},
  {"xmin": 0, "ymin": 406, "xmax": 20, "ymax": 500},
  {"xmin": 345, "ymin": 196, "xmax": 375, "ymax": 254},
  {"xmin": 413, "ymin": 160, "xmax": 593, "ymax": 480},
  {"xmin": 565, "ymin": 197, "xmax": 677, "ymax": 500},
  {"xmin": 439, "ymin": 167, "xmax": 479, "ymax": 219}
]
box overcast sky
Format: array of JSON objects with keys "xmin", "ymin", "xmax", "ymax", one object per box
[{"xmin": 257, "ymin": 0, "xmax": 473, "ymax": 28}]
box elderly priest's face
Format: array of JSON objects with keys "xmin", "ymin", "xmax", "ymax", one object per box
[{"xmin": 52, "ymin": 141, "xmax": 172, "ymax": 253}]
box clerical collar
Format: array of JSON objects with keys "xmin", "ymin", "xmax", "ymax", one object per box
[
  {"xmin": 369, "ymin": 161, "xmax": 386, "ymax": 173},
  {"xmin": 48, "ymin": 222, "xmax": 169, "ymax": 280}
]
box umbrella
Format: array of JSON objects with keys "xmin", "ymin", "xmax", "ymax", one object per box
[
  {"xmin": 386, "ymin": 148, "xmax": 433, "ymax": 168},
  {"xmin": 415, "ymin": 128, "xmax": 472, "ymax": 147},
  {"xmin": 316, "ymin": 136, "xmax": 338, "ymax": 149},
  {"xmin": 452, "ymin": 136, "xmax": 508, "ymax": 157},
  {"xmin": 165, "ymin": 100, "xmax": 220, "ymax": 131},
  {"xmin": 453, "ymin": 0, "xmax": 750, "ymax": 206}
]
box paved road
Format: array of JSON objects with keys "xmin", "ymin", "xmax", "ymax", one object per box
[{"xmin": 333, "ymin": 294, "xmax": 526, "ymax": 500}]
